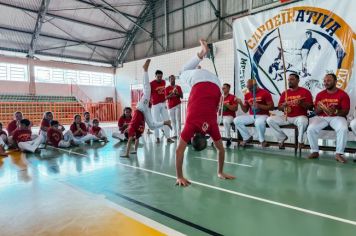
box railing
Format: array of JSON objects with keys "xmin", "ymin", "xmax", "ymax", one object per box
[
  {"xmin": 70, "ymin": 83, "xmax": 92, "ymax": 104},
  {"xmin": 0, "ymin": 101, "xmax": 121, "ymax": 126}
]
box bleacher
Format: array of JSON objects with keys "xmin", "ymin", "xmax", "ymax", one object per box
[
  {"xmin": 0, "ymin": 94, "xmax": 77, "ymax": 102},
  {"xmin": 0, "ymin": 94, "xmax": 85, "ymax": 125}
]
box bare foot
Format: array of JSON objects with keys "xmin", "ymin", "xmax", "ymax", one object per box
[
  {"xmin": 143, "ymin": 59, "xmax": 151, "ymax": 71},
  {"xmin": 198, "ymin": 39, "xmax": 209, "ymax": 59},
  {"xmin": 335, "ymin": 154, "xmax": 347, "ymax": 163},
  {"xmin": 176, "ymin": 177, "xmax": 191, "ymax": 187},
  {"xmin": 308, "ymin": 152, "xmax": 319, "ymax": 159}
]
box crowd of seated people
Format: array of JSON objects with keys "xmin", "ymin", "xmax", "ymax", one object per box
[{"xmin": 0, "ymin": 111, "xmax": 108, "ymax": 157}]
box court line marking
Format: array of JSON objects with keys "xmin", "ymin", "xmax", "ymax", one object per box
[
  {"xmin": 51, "ymin": 147, "xmax": 356, "ymax": 227},
  {"xmin": 193, "ymin": 156, "xmax": 253, "ymax": 167},
  {"xmin": 29, "ymin": 149, "xmax": 184, "ymax": 236}
]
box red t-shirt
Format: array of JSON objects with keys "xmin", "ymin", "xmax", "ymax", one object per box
[
  {"xmin": 150, "ymin": 80, "xmax": 166, "ymax": 105},
  {"xmin": 90, "ymin": 126, "xmax": 101, "ymax": 135},
  {"xmin": 70, "ymin": 122, "xmax": 88, "ymax": 137},
  {"xmin": 118, "ymin": 116, "xmax": 132, "ymax": 133},
  {"xmin": 244, "ymin": 88, "xmax": 273, "ymax": 115},
  {"xmin": 279, "ymin": 87, "xmax": 313, "ymax": 117},
  {"xmin": 7, "ymin": 120, "xmax": 18, "ymax": 136},
  {"xmin": 47, "ymin": 127, "xmax": 63, "ymax": 147},
  {"xmin": 12, "ymin": 129, "xmax": 32, "ymax": 143},
  {"xmin": 0, "ymin": 130, "xmax": 7, "ymax": 136},
  {"xmin": 128, "ymin": 110, "xmax": 145, "ymax": 138},
  {"xmin": 315, "ymin": 89, "xmax": 350, "ymax": 117},
  {"xmin": 181, "ymin": 82, "xmax": 221, "ymax": 142},
  {"xmin": 165, "ymin": 85, "xmax": 183, "ymax": 109},
  {"xmin": 222, "ymin": 94, "xmax": 238, "ymax": 117}
]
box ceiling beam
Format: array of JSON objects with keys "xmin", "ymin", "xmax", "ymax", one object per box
[
  {"xmin": 0, "ymin": 2, "xmax": 127, "ymax": 35},
  {"xmin": 76, "ymin": 0, "xmax": 140, "ymax": 20},
  {"xmin": 114, "ymin": 1, "xmax": 154, "ymax": 67},
  {"xmin": 0, "ymin": 25, "xmax": 121, "ymax": 51},
  {"xmin": 28, "ymin": 0, "xmax": 51, "ymax": 58}
]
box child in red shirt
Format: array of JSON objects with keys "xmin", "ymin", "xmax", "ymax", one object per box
[{"xmin": 90, "ymin": 119, "xmax": 108, "ymax": 142}]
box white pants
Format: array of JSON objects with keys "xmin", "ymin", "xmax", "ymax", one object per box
[
  {"xmin": 112, "ymin": 131, "xmax": 127, "ymax": 140},
  {"xmin": 168, "ymin": 105, "xmax": 181, "ymax": 137},
  {"xmin": 0, "ymin": 134, "xmax": 7, "ymax": 146},
  {"xmin": 152, "ymin": 103, "xmax": 170, "ymax": 138},
  {"xmin": 350, "ymin": 119, "xmax": 356, "ymax": 136},
  {"xmin": 93, "ymin": 129, "xmax": 107, "ymax": 140},
  {"xmin": 72, "ymin": 133, "xmax": 97, "ymax": 144},
  {"xmin": 136, "ymin": 72, "xmax": 165, "ymax": 132},
  {"xmin": 18, "ymin": 134, "xmax": 45, "ymax": 153},
  {"xmin": 267, "ymin": 115, "xmax": 308, "ymax": 143},
  {"xmin": 39, "ymin": 130, "xmax": 47, "ymax": 144},
  {"xmin": 307, "ymin": 116, "xmax": 348, "ymax": 154},
  {"xmin": 57, "ymin": 131, "xmax": 75, "ymax": 148},
  {"xmin": 234, "ymin": 115, "xmax": 268, "ymax": 142},
  {"xmin": 223, "ymin": 116, "xmax": 234, "ymax": 139}
]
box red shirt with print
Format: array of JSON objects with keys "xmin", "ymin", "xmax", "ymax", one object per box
[
  {"xmin": 279, "ymin": 87, "xmax": 313, "ymax": 117},
  {"xmin": 47, "ymin": 127, "xmax": 63, "ymax": 147},
  {"xmin": 165, "ymin": 85, "xmax": 183, "ymax": 109},
  {"xmin": 70, "ymin": 122, "xmax": 87, "ymax": 137},
  {"xmin": 315, "ymin": 89, "xmax": 350, "ymax": 117},
  {"xmin": 13, "ymin": 129, "xmax": 32, "ymax": 143},
  {"xmin": 244, "ymin": 88, "xmax": 273, "ymax": 116},
  {"xmin": 222, "ymin": 94, "xmax": 238, "ymax": 117},
  {"xmin": 150, "ymin": 80, "xmax": 166, "ymax": 105}
]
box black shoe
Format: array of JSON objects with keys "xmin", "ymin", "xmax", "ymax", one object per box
[
  {"xmin": 226, "ymin": 139, "xmax": 232, "ymax": 147},
  {"xmin": 231, "ymin": 123, "xmax": 236, "ymax": 132}
]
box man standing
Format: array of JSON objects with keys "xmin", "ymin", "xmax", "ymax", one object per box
[
  {"xmin": 234, "ymin": 80, "xmax": 274, "ymax": 147},
  {"xmin": 165, "ymin": 75, "xmax": 183, "ymax": 139},
  {"xmin": 221, "ymin": 83, "xmax": 238, "ymax": 147},
  {"xmin": 175, "ymin": 39, "xmax": 235, "ymax": 187},
  {"xmin": 150, "ymin": 70, "xmax": 174, "ymax": 143},
  {"xmin": 267, "ymin": 73, "xmax": 313, "ymax": 149},
  {"xmin": 306, "ymin": 73, "xmax": 350, "ymax": 163}
]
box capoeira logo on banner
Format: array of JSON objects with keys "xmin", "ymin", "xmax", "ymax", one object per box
[{"xmin": 234, "ymin": 3, "xmax": 356, "ymax": 101}]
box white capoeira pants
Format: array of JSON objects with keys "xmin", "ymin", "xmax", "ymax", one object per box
[
  {"xmin": 267, "ymin": 115, "xmax": 308, "ymax": 143},
  {"xmin": 72, "ymin": 133, "xmax": 97, "ymax": 144},
  {"xmin": 307, "ymin": 116, "xmax": 348, "ymax": 154},
  {"xmin": 93, "ymin": 129, "xmax": 107, "ymax": 141},
  {"xmin": 112, "ymin": 131, "xmax": 127, "ymax": 140},
  {"xmin": 350, "ymin": 119, "xmax": 356, "ymax": 136},
  {"xmin": 234, "ymin": 115, "xmax": 268, "ymax": 142},
  {"xmin": 223, "ymin": 116, "xmax": 234, "ymax": 139},
  {"xmin": 0, "ymin": 134, "xmax": 7, "ymax": 146},
  {"xmin": 136, "ymin": 72, "xmax": 166, "ymax": 132},
  {"xmin": 152, "ymin": 103, "xmax": 170, "ymax": 139},
  {"xmin": 168, "ymin": 104, "xmax": 181, "ymax": 137},
  {"xmin": 56, "ymin": 130, "xmax": 76, "ymax": 148},
  {"xmin": 18, "ymin": 134, "xmax": 45, "ymax": 153}
]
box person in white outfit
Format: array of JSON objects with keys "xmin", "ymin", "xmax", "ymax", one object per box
[
  {"xmin": 47, "ymin": 120, "xmax": 76, "ymax": 148},
  {"xmin": 234, "ymin": 79, "xmax": 274, "ymax": 147},
  {"xmin": 70, "ymin": 115, "xmax": 97, "ymax": 144},
  {"xmin": 306, "ymin": 73, "xmax": 350, "ymax": 163},
  {"xmin": 350, "ymin": 108, "xmax": 356, "ymax": 137},
  {"xmin": 83, "ymin": 111, "xmax": 92, "ymax": 131},
  {"xmin": 150, "ymin": 70, "xmax": 174, "ymax": 143},
  {"xmin": 165, "ymin": 75, "xmax": 183, "ymax": 139},
  {"xmin": 220, "ymin": 83, "xmax": 238, "ymax": 147},
  {"xmin": 39, "ymin": 111, "xmax": 54, "ymax": 143},
  {"xmin": 120, "ymin": 59, "xmax": 172, "ymax": 157},
  {"xmin": 0, "ymin": 122, "xmax": 8, "ymax": 156},
  {"xmin": 13, "ymin": 119, "xmax": 45, "ymax": 153},
  {"xmin": 267, "ymin": 73, "xmax": 313, "ymax": 149},
  {"xmin": 89, "ymin": 119, "xmax": 108, "ymax": 142}
]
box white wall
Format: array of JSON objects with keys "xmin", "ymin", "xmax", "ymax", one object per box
[{"xmin": 115, "ymin": 39, "xmax": 234, "ymax": 107}]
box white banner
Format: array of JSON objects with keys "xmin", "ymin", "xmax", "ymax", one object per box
[{"xmin": 234, "ymin": 0, "xmax": 356, "ymax": 118}]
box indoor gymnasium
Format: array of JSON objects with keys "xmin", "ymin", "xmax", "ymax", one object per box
[{"xmin": 1, "ymin": 0, "xmax": 356, "ymax": 235}]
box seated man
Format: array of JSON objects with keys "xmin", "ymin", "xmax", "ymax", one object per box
[
  {"xmin": 175, "ymin": 39, "xmax": 235, "ymax": 187},
  {"xmin": 13, "ymin": 119, "xmax": 44, "ymax": 153},
  {"xmin": 0, "ymin": 122, "xmax": 8, "ymax": 156},
  {"xmin": 267, "ymin": 73, "xmax": 313, "ymax": 149},
  {"xmin": 47, "ymin": 120, "xmax": 76, "ymax": 148},
  {"xmin": 112, "ymin": 107, "xmax": 132, "ymax": 141},
  {"xmin": 220, "ymin": 83, "xmax": 238, "ymax": 147},
  {"xmin": 306, "ymin": 73, "xmax": 350, "ymax": 163},
  {"xmin": 120, "ymin": 59, "xmax": 172, "ymax": 158},
  {"xmin": 90, "ymin": 119, "xmax": 108, "ymax": 142},
  {"xmin": 70, "ymin": 115, "xmax": 97, "ymax": 144},
  {"xmin": 234, "ymin": 79, "xmax": 274, "ymax": 147},
  {"xmin": 7, "ymin": 111, "xmax": 23, "ymax": 147}
]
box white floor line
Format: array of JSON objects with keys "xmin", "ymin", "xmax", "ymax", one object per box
[
  {"xmin": 52, "ymin": 147, "xmax": 356, "ymax": 227},
  {"xmin": 193, "ymin": 156, "xmax": 253, "ymax": 167},
  {"xmin": 34, "ymin": 147, "xmax": 185, "ymax": 236}
]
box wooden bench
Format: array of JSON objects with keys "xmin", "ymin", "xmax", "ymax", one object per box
[{"xmin": 222, "ymin": 123, "xmax": 356, "ymax": 156}]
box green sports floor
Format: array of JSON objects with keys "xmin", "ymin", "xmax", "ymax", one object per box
[{"xmin": 1, "ymin": 129, "xmax": 356, "ymax": 236}]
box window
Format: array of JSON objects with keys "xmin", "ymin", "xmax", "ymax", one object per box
[
  {"xmin": 0, "ymin": 63, "xmax": 28, "ymax": 81},
  {"xmin": 34, "ymin": 66, "xmax": 114, "ymax": 86}
]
